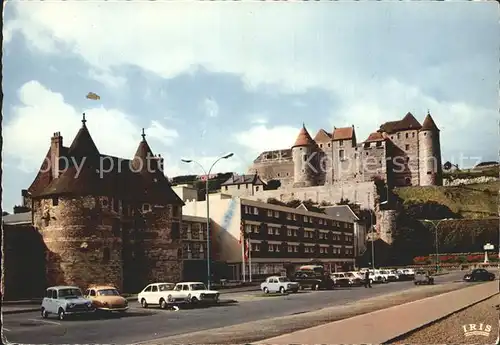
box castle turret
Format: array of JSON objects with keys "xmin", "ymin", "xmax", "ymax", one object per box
[
  {"xmin": 418, "ymin": 111, "xmax": 443, "ymax": 186},
  {"xmin": 292, "ymin": 124, "xmax": 317, "ymax": 188}
]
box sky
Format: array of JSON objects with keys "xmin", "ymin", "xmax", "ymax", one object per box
[{"xmin": 2, "ymin": 1, "xmax": 498, "ymax": 211}]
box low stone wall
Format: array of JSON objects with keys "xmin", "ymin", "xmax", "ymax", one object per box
[{"xmin": 443, "ymin": 176, "xmax": 499, "ymax": 186}]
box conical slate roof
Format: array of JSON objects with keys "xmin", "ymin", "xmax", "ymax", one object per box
[
  {"xmin": 292, "ymin": 124, "xmax": 316, "ymax": 148},
  {"xmin": 420, "ymin": 112, "xmax": 439, "ymax": 131}
]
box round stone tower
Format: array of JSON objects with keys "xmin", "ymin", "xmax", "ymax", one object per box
[
  {"xmin": 33, "ymin": 116, "xmax": 123, "ymax": 291},
  {"xmin": 418, "ymin": 111, "xmax": 443, "ymax": 186},
  {"xmin": 292, "ymin": 124, "xmax": 318, "ymax": 188}
]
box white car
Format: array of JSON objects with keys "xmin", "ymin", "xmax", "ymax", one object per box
[
  {"xmin": 138, "ymin": 282, "xmax": 179, "ymax": 309},
  {"xmin": 369, "ymin": 270, "xmax": 387, "ymax": 284},
  {"xmin": 260, "ymin": 276, "xmax": 300, "ymax": 293},
  {"xmin": 345, "ymin": 272, "xmax": 364, "ymax": 286},
  {"xmin": 41, "ymin": 286, "xmax": 95, "ymax": 320},
  {"xmin": 377, "ymin": 269, "xmax": 398, "ymax": 282},
  {"xmin": 169, "ymin": 282, "xmax": 220, "ymax": 304}
]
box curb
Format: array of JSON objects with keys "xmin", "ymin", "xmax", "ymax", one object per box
[
  {"xmin": 3, "ymin": 308, "xmax": 40, "ymax": 315},
  {"xmin": 382, "ymin": 291, "xmax": 500, "ymax": 344}
]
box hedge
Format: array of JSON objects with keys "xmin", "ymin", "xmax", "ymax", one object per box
[{"xmin": 414, "ymin": 252, "xmax": 499, "ymax": 264}]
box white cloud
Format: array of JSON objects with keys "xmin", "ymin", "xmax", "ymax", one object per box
[
  {"xmin": 250, "ymin": 117, "xmax": 268, "ymax": 125},
  {"xmin": 233, "ymin": 124, "xmax": 300, "ymax": 155},
  {"xmin": 202, "ymin": 97, "xmax": 219, "ymax": 118},
  {"xmin": 4, "ymin": 2, "xmax": 497, "ymax": 163},
  {"xmin": 87, "ymin": 68, "xmax": 126, "ymax": 89},
  {"xmin": 3, "ymin": 80, "xmax": 177, "ymax": 173}
]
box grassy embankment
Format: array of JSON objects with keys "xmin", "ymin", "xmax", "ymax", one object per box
[{"xmin": 394, "ymin": 180, "xmax": 499, "ymax": 219}]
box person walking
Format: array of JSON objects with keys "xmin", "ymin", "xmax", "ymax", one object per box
[{"xmin": 364, "ymin": 270, "xmax": 372, "ymax": 288}]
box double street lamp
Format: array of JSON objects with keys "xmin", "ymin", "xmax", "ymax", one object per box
[
  {"xmin": 181, "ymin": 153, "xmax": 234, "ymax": 290},
  {"xmin": 421, "ymin": 218, "xmax": 452, "ymax": 273}
]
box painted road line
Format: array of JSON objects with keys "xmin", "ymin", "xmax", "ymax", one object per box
[{"xmin": 27, "ymin": 318, "xmax": 61, "ymax": 326}]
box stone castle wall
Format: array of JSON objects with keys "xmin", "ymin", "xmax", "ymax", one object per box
[
  {"xmin": 376, "ymin": 209, "xmax": 397, "ymax": 244},
  {"xmin": 34, "ymin": 196, "xmax": 123, "ymax": 291},
  {"xmin": 248, "ymin": 181, "xmax": 377, "ymax": 210}
]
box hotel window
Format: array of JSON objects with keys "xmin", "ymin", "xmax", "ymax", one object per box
[
  {"xmin": 293, "ymin": 229, "xmax": 298, "ymax": 236},
  {"xmin": 274, "ymin": 211, "xmax": 279, "ymax": 218},
  {"xmin": 253, "ymin": 207, "xmax": 258, "ymax": 215},
  {"xmin": 287, "ymin": 229, "xmax": 292, "ymax": 236},
  {"xmin": 287, "ymin": 213, "xmax": 292, "ymax": 220},
  {"xmin": 251, "ymin": 243, "xmax": 260, "ymax": 252},
  {"xmin": 293, "ymin": 214, "xmax": 297, "ymax": 221},
  {"xmin": 294, "ymin": 245, "xmax": 298, "ymax": 252},
  {"xmin": 274, "ymin": 228, "xmax": 280, "ymax": 235},
  {"xmin": 319, "ymin": 219, "xmax": 323, "ymax": 225},
  {"xmin": 304, "ymin": 216, "xmax": 309, "ymax": 222},
  {"xmin": 181, "ymin": 223, "xmax": 189, "ymax": 239},
  {"xmin": 253, "ymin": 225, "xmax": 260, "ymax": 233},
  {"xmin": 268, "ymin": 227, "xmax": 274, "ymax": 235},
  {"xmin": 191, "ymin": 224, "xmax": 200, "ymax": 240},
  {"xmin": 288, "ymin": 245, "xmax": 293, "ymax": 252},
  {"xmin": 267, "ymin": 210, "xmax": 273, "ymax": 217},
  {"xmin": 275, "ymin": 244, "xmax": 280, "ymax": 252},
  {"xmin": 244, "ymin": 206, "xmax": 249, "ymax": 214},
  {"xmin": 245, "ymin": 224, "xmax": 252, "ymax": 233}
]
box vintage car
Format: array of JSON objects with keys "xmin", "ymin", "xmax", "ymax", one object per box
[
  {"xmin": 330, "ymin": 273, "xmax": 352, "ymax": 287},
  {"xmin": 414, "ymin": 270, "xmax": 434, "ymax": 285},
  {"xmin": 463, "ymin": 268, "xmax": 496, "ymax": 282},
  {"xmin": 138, "ymin": 282, "xmax": 179, "ymax": 308},
  {"xmin": 168, "ymin": 282, "xmax": 220, "ymax": 304},
  {"xmin": 260, "ymin": 276, "xmax": 300, "ymax": 294},
  {"xmin": 293, "ymin": 269, "xmax": 335, "ymax": 290},
  {"xmin": 377, "ymin": 269, "xmax": 398, "ymax": 282},
  {"xmin": 344, "ymin": 272, "xmax": 363, "ymax": 286},
  {"xmin": 84, "ymin": 285, "xmax": 128, "ymax": 313},
  {"xmin": 41, "ymin": 286, "xmax": 95, "ymax": 320}
]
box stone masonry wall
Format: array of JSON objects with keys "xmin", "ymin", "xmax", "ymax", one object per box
[
  {"xmin": 375, "ymin": 209, "xmax": 397, "ymax": 244},
  {"xmin": 141, "ymin": 204, "xmax": 183, "ymax": 284},
  {"xmin": 249, "ymin": 181, "xmax": 377, "ymax": 210},
  {"xmin": 34, "ymin": 196, "xmax": 123, "ymax": 291},
  {"xmin": 388, "ymin": 129, "xmax": 420, "ymax": 186},
  {"xmin": 249, "ymin": 160, "xmax": 294, "ymax": 184},
  {"xmin": 360, "ymin": 141, "xmax": 388, "ymax": 183}
]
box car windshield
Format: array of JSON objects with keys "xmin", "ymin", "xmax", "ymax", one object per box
[
  {"xmin": 58, "ymin": 288, "xmax": 82, "ymax": 299},
  {"xmin": 190, "ymin": 283, "xmax": 207, "ymax": 290},
  {"xmin": 159, "ymin": 284, "xmax": 174, "ymax": 291},
  {"xmin": 98, "ymin": 289, "xmax": 120, "ymax": 296},
  {"xmin": 346, "ymin": 273, "xmax": 354, "ymax": 277},
  {"xmin": 279, "ymin": 277, "xmax": 291, "ymax": 282}
]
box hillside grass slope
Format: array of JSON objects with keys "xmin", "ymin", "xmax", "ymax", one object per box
[{"xmin": 394, "ymin": 181, "xmax": 499, "ymax": 218}]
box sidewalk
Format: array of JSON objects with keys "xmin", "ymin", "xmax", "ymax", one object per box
[{"xmin": 258, "ymin": 281, "xmax": 498, "ymax": 344}]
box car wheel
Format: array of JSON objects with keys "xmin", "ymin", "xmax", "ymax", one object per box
[
  {"xmin": 263, "ymin": 287, "xmax": 269, "ymax": 294},
  {"xmin": 414, "ymin": 281, "xmax": 418, "ymax": 285},
  {"xmin": 279, "ymin": 287, "xmax": 285, "ymax": 294},
  {"xmin": 58, "ymin": 308, "xmax": 65, "ymax": 321},
  {"xmin": 191, "ymin": 296, "xmax": 198, "ymax": 304},
  {"xmin": 160, "ymin": 298, "xmax": 167, "ymax": 309},
  {"xmin": 141, "ymin": 298, "xmax": 148, "ymax": 308},
  {"xmin": 41, "ymin": 307, "xmax": 48, "ymax": 319}
]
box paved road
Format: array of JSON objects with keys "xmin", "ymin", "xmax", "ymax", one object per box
[{"xmin": 3, "ymin": 272, "xmax": 465, "ymax": 344}]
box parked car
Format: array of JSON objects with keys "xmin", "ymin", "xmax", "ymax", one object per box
[
  {"xmin": 138, "ymin": 282, "xmax": 180, "ymax": 309},
  {"xmin": 41, "ymin": 286, "xmax": 95, "ymax": 320},
  {"xmin": 345, "ymin": 272, "xmax": 363, "ymax": 286},
  {"xmin": 260, "ymin": 276, "xmax": 300, "ymax": 294},
  {"xmin": 463, "ymin": 268, "xmax": 495, "ymax": 282},
  {"xmin": 84, "ymin": 285, "xmax": 128, "ymax": 313},
  {"xmin": 396, "ymin": 268, "xmax": 414, "ymax": 281},
  {"xmin": 331, "ymin": 273, "xmax": 352, "ymax": 287},
  {"xmin": 378, "ymin": 269, "xmax": 398, "ymax": 282},
  {"xmin": 414, "ymin": 270, "xmax": 434, "ymax": 285},
  {"xmin": 293, "ymin": 269, "xmax": 335, "ymax": 290},
  {"xmin": 369, "ymin": 270, "xmax": 387, "ymax": 284},
  {"xmin": 169, "ymin": 282, "xmax": 220, "ymax": 304}
]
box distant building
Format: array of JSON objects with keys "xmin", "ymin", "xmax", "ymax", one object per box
[
  {"xmin": 183, "ymin": 194, "xmax": 356, "ymax": 280},
  {"xmin": 172, "ymin": 184, "xmax": 199, "ymax": 202},
  {"xmin": 220, "ymin": 173, "xmax": 267, "ymax": 197}
]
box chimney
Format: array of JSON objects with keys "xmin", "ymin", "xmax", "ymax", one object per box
[{"xmin": 50, "ymin": 132, "xmax": 63, "ymax": 180}]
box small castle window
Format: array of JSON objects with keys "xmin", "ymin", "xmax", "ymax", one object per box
[
  {"xmin": 339, "ymin": 140, "xmax": 344, "ymax": 147},
  {"xmin": 397, "ymin": 133, "xmax": 400, "ymax": 139},
  {"xmin": 286, "ymin": 172, "xmax": 289, "ymax": 176},
  {"xmin": 427, "ymin": 171, "xmax": 432, "ymax": 175},
  {"xmin": 412, "ymin": 132, "xmax": 415, "ymax": 138},
  {"xmin": 319, "ymin": 144, "xmax": 323, "ymax": 148},
  {"xmin": 237, "ymin": 185, "xmax": 240, "ymax": 189},
  {"xmin": 327, "ymin": 143, "xmax": 331, "ymax": 147},
  {"xmin": 391, "ymin": 136, "xmax": 394, "ymax": 139},
  {"xmin": 405, "ymin": 144, "xmax": 410, "ymax": 150},
  {"xmin": 103, "ymin": 248, "xmax": 110, "ymax": 262},
  {"xmin": 424, "ymin": 133, "xmax": 427, "ymax": 136},
  {"xmin": 405, "ymin": 133, "xmax": 409, "ymax": 138},
  {"xmin": 52, "ymin": 197, "xmax": 59, "ymax": 206},
  {"xmin": 256, "ymin": 186, "xmax": 259, "ymax": 191},
  {"xmin": 365, "ymin": 152, "xmax": 369, "ymax": 156},
  {"xmin": 303, "ymin": 155, "xmax": 307, "ymax": 161},
  {"xmin": 224, "ymin": 186, "xmax": 228, "ymax": 190}
]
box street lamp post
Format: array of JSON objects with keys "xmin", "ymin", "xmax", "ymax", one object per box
[
  {"xmin": 181, "ymin": 153, "xmax": 234, "ymax": 290},
  {"xmin": 421, "ymin": 218, "xmax": 452, "ymax": 273}
]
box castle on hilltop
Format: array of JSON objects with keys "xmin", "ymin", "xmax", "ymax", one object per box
[{"xmin": 248, "ymin": 111, "xmax": 443, "ymax": 191}]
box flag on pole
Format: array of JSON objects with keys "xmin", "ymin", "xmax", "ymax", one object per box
[
  {"xmin": 86, "ymin": 92, "xmax": 101, "ymax": 100},
  {"xmin": 239, "ymin": 220, "xmax": 245, "ymax": 244},
  {"xmin": 244, "ymin": 238, "xmax": 250, "ymax": 261}
]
